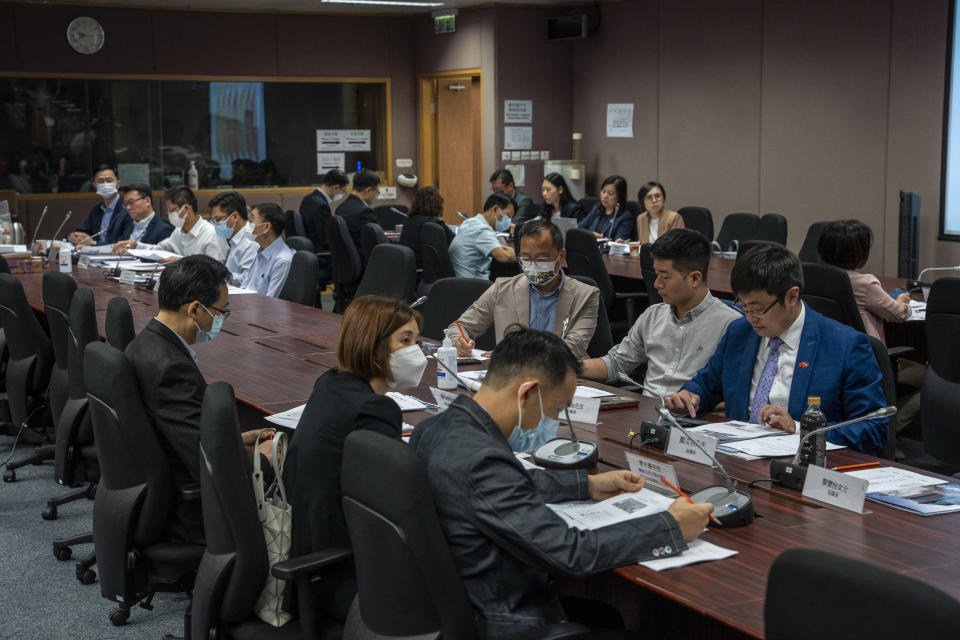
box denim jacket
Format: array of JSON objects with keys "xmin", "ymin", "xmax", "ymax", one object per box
[{"xmin": 410, "ymin": 395, "xmax": 686, "ymax": 637}]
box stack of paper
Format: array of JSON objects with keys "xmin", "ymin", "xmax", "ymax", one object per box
[
  {"xmin": 547, "ymin": 489, "xmax": 674, "ymax": 530},
  {"xmin": 574, "ymin": 385, "xmax": 616, "ymax": 399},
  {"xmin": 687, "ymin": 420, "xmax": 783, "ymax": 444},
  {"xmin": 265, "ymin": 405, "xmax": 306, "ymax": 429},
  {"xmin": 846, "ymin": 467, "xmax": 947, "ymax": 493},
  {"xmin": 908, "ymin": 300, "xmax": 926, "ymax": 322},
  {"xmin": 125, "ymin": 248, "xmax": 182, "ymax": 261},
  {"xmin": 385, "ymin": 392, "xmax": 438, "ymax": 412},
  {"xmin": 720, "ymin": 433, "xmax": 845, "ymax": 458}
]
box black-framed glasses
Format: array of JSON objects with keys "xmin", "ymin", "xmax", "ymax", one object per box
[
  {"xmin": 734, "ymin": 295, "xmax": 783, "ymax": 317},
  {"xmin": 207, "ymin": 304, "xmax": 231, "ymax": 319},
  {"xmin": 122, "ymin": 195, "xmax": 147, "ymax": 208}
]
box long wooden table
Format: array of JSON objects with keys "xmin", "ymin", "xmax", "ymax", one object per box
[{"xmin": 13, "ymin": 264, "xmax": 959, "ymax": 638}]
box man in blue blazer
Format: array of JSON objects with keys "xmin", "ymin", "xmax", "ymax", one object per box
[
  {"xmin": 69, "ymin": 164, "xmax": 133, "ymax": 246},
  {"xmin": 666, "ymin": 245, "xmax": 887, "ymax": 454}
]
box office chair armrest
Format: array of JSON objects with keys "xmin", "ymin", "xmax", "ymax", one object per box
[
  {"xmin": 502, "ymin": 622, "xmax": 591, "ymax": 640},
  {"xmin": 271, "ymin": 547, "xmax": 353, "ymax": 581},
  {"xmin": 613, "ymin": 291, "xmax": 648, "ymax": 302},
  {"xmin": 315, "ymin": 251, "xmax": 331, "ymax": 258},
  {"xmin": 178, "ymin": 484, "xmax": 201, "ymax": 501},
  {"xmin": 887, "ymin": 346, "xmax": 914, "ymax": 359}
]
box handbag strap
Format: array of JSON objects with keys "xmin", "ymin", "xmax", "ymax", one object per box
[
  {"xmin": 252, "ymin": 431, "xmax": 268, "ymax": 513},
  {"xmin": 269, "ymin": 432, "xmax": 290, "ymax": 508}
]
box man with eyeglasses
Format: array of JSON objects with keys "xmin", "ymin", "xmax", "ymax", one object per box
[
  {"xmin": 69, "ymin": 164, "xmax": 133, "ymax": 247},
  {"xmin": 447, "ymin": 218, "xmax": 599, "ymax": 359},
  {"xmin": 121, "ymin": 184, "xmax": 174, "ymax": 245},
  {"xmin": 665, "ymin": 245, "xmax": 887, "ymax": 454},
  {"xmin": 125, "ymin": 255, "xmax": 274, "ymax": 544}
]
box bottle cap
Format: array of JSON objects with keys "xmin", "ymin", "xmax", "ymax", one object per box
[
  {"xmin": 807, "ymin": 396, "xmax": 821, "ymax": 405},
  {"xmin": 442, "ymin": 337, "xmax": 452, "ymax": 348}
]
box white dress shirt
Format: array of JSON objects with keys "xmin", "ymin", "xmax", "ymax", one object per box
[
  {"xmin": 748, "ymin": 303, "xmax": 806, "ymax": 411},
  {"xmin": 224, "ymin": 230, "xmax": 259, "ymax": 286},
  {"xmin": 139, "ymin": 217, "xmax": 228, "ymax": 263}
]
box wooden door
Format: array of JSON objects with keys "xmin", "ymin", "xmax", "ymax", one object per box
[{"xmin": 434, "ymin": 75, "xmax": 481, "ymax": 225}]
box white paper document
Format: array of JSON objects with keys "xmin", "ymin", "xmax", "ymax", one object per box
[
  {"xmin": 504, "ymin": 126, "xmax": 533, "ymax": 150},
  {"xmin": 606, "ymin": 103, "xmax": 635, "ymax": 138},
  {"xmin": 515, "ymin": 452, "xmax": 544, "ymax": 471},
  {"xmin": 845, "ymin": 467, "xmax": 948, "ymax": 493},
  {"xmin": 0, "ymin": 244, "xmax": 28, "ymax": 254},
  {"xmin": 638, "ymin": 539, "xmax": 738, "ymax": 572},
  {"xmin": 386, "ymin": 392, "xmax": 438, "ymax": 412},
  {"xmin": 574, "ymin": 385, "xmax": 616, "ymax": 399},
  {"xmin": 125, "ymin": 248, "xmax": 182, "ymax": 261},
  {"xmin": 504, "ymin": 100, "xmax": 533, "ymax": 123},
  {"xmin": 118, "ymin": 260, "xmax": 168, "ymax": 272},
  {"xmin": 265, "ymin": 404, "xmax": 306, "ymax": 429},
  {"xmin": 78, "ymin": 245, "xmax": 114, "ymax": 255},
  {"xmin": 546, "ymin": 489, "xmax": 673, "ymax": 531},
  {"xmin": 908, "ymin": 300, "xmax": 926, "ymax": 322},
  {"xmin": 227, "ymin": 285, "xmax": 258, "ymax": 295},
  {"xmin": 687, "ymin": 420, "xmax": 784, "ymax": 443},
  {"xmin": 721, "ymin": 433, "xmax": 845, "ymax": 458}
]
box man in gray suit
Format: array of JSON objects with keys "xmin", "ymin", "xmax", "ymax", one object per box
[{"xmin": 448, "ymin": 218, "xmax": 599, "ymax": 360}]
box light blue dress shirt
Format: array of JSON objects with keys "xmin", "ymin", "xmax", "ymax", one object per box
[
  {"xmin": 449, "ymin": 214, "xmax": 503, "ymax": 279},
  {"xmin": 98, "ymin": 197, "xmax": 119, "ymax": 243},
  {"xmin": 129, "ymin": 212, "xmax": 154, "ymax": 243},
  {"xmin": 528, "ymin": 272, "xmax": 564, "ymax": 333},
  {"xmin": 225, "ymin": 230, "xmax": 259, "ymax": 287},
  {"xmin": 241, "ymin": 237, "xmax": 295, "ymax": 298}
]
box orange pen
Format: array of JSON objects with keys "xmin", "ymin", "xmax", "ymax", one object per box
[
  {"xmin": 660, "ymin": 476, "xmax": 720, "ymax": 524},
  {"xmin": 832, "ymin": 462, "xmax": 881, "ymax": 472},
  {"xmin": 455, "ymin": 320, "xmax": 469, "ymax": 344}
]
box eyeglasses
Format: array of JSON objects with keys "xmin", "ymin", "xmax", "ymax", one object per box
[
  {"xmin": 123, "ymin": 195, "xmax": 146, "ymax": 208},
  {"xmin": 645, "ymin": 192, "xmax": 664, "ymax": 201},
  {"xmin": 207, "ymin": 304, "xmax": 231, "ymax": 319},
  {"xmin": 519, "ymin": 256, "xmax": 560, "ymax": 265},
  {"xmin": 734, "ymin": 296, "xmax": 782, "ymax": 317}
]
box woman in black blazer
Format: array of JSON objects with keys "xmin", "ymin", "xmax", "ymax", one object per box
[
  {"xmin": 535, "ymin": 172, "xmax": 584, "ymax": 224},
  {"xmin": 399, "ymin": 186, "xmax": 454, "ymax": 269},
  {"xmin": 283, "ymin": 295, "xmax": 426, "ymax": 621}
]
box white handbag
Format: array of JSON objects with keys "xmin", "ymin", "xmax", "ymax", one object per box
[{"xmin": 252, "ymin": 431, "xmax": 293, "ymax": 627}]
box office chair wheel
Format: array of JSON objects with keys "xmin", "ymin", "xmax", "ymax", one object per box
[
  {"xmin": 54, "ymin": 546, "xmax": 72, "ymax": 561},
  {"xmin": 3, "ymin": 469, "xmax": 14, "ymax": 482},
  {"xmin": 77, "ymin": 568, "xmax": 96, "ymax": 585},
  {"xmin": 42, "ymin": 504, "xmax": 58, "ymax": 520},
  {"xmin": 109, "ymin": 607, "xmax": 129, "ymax": 626}
]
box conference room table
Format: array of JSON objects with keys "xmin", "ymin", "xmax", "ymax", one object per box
[{"xmin": 12, "ymin": 263, "xmax": 959, "ymax": 639}]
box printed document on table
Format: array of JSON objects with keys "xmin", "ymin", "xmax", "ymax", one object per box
[
  {"xmin": 686, "ymin": 420, "xmax": 783, "ymax": 443},
  {"xmin": 574, "ymin": 385, "xmax": 616, "ymax": 399},
  {"xmin": 547, "ymin": 489, "xmax": 673, "ymax": 531},
  {"xmin": 125, "ymin": 248, "xmax": 182, "ymax": 261},
  {"xmin": 227, "ymin": 285, "xmax": 258, "ymax": 295},
  {"xmin": 78, "ymin": 245, "xmax": 114, "ymax": 255},
  {"xmin": 845, "ymin": 467, "xmax": 948, "ymax": 493},
  {"xmin": 638, "ymin": 539, "xmax": 738, "ymax": 572},
  {"xmin": 118, "ymin": 260, "xmax": 169, "ymax": 272},
  {"xmin": 265, "ymin": 404, "xmax": 305, "ymax": 429},
  {"xmin": 386, "ymin": 392, "xmax": 438, "ymax": 412},
  {"xmin": 722, "ymin": 433, "xmax": 845, "ymax": 458},
  {"xmin": 907, "ymin": 300, "xmax": 926, "ymax": 322}
]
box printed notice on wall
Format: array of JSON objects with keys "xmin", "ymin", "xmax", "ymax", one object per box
[
  {"xmin": 317, "ymin": 130, "xmax": 343, "ymax": 151},
  {"xmin": 504, "ymin": 126, "xmax": 533, "ymax": 150},
  {"xmin": 317, "ymin": 152, "xmax": 345, "ymax": 174},
  {"xmin": 606, "ymin": 103, "xmax": 634, "ymax": 138},
  {"xmin": 504, "ymin": 163, "xmax": 525, "ymax": 187},
  {"xmin": 316, "ymin": 129, "xmax": 371, "ymax": 152},
  {"xmin": 504, "ymin": 100, "xmax": 533, "ymax": 123}
]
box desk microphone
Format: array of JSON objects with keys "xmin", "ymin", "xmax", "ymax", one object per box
[
  {"xmin": 410, "ymin": 295, "xmax": 427, "ymax": 309},
  {"xmin": 616, "ymin": 372, "xmax": 673, "ymax": 449},
  {"xmin": 106, "ymin": 256, "xmax": 123, "ymax": 279},
  {"xmin": 532, "ymin": 405, "xmax": 599, "ymax": 471},
  {"xmin": 906, "ymin": 266, "xmax": 960, "ymax": 291},
  {"xmin": 29, "ymin": 206, "xmax": 48, "ymax": 254},
  {"xmin": 47, "ymin": 210, "xmax": 72, "ymax": 256},
  {"xmin": 141, "ymin": 263, "xmax": 162, "ymax": 291},
  {"xmin": 769, "ymin": 406, "xmax": 897, "ymax": 490},
  {"xmin": 390, "ymin": 207, "xmax": 409, "ymax": 218}
]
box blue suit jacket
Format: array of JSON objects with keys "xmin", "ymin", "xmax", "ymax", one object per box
[
  {"xmin": 681, "ymin": 305, "xmax": 887, "ymax": 454},
  {"xmin": 578, "ymin": 204, "xmax": 636, "ymax": 241},
  {"xmin": 75, "ymin": 198, "xmax": 133, "ymax": 245},
  {"xmin": 139, "ymin": 215, "xmax": 174, "ymax": 245}
]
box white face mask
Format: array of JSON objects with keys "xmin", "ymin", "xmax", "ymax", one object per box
[
  {"xmin": 332, "ymin": 191, "xmax": 346, "ymax": 203},
  {"xmin": 387, "ymin": 344, "xmax": 428, "ymax": 390},
  {"xmin": 96, "ymin": 182, "xmax": 118, "ymax": 199},
  {"xmin": 244, "ymin": 222, "xmax": 268, "ymax": 242},
  {"xmin": 168, "ymin": 205, "xmax": 186, "ymax": 229}
]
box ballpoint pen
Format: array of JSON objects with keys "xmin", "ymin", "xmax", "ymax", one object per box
[{"xmin": 660, "ymin": 476, "xmax": 720, "ymax": 524}]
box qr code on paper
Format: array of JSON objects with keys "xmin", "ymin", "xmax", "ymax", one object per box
[{"xmin": 612, "ymin": 497, "xmax": 647, "ymax": 514}]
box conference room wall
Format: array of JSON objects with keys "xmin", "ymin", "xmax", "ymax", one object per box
[{"xmin": 572, "ymin": 0, "xmax": 952, "ymax": 277}]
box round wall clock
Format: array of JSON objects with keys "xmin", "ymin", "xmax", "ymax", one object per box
[{"xmin": 66, "ymin": 17, "xmax": 105, "ymax": 55}]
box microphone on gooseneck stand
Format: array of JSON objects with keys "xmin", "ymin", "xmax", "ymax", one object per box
[
  {"xmin": 29, "ymin": 206, "xmax": 48, "ymax": 254},
  {"xmin": 617, "ymin": 372, "xmax": 703, "ymax": 450},
  {"xmin": 769, "ymin": 406, "xmax": 897, "ymax": 490},
  {"xmin": 531, "ymin": 405, "xmax": 599, "ymax": 471},
  {"xmin": 410, "ymin": 295, "xmax": 428, "ymax": 309},
  {"xmin": 46, "ymin": 210, "xmax": 72, "ymax": 257},
  {"xmin": 107, "ymin": 255, "xmax": 123, "ymax": 279},
  {"xmin": 142, "ymin": 262, "xmax": 162, "ymax": 291}
]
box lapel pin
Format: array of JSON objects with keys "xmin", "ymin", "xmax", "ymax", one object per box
[{"xmin": 798, "ymin": 361, "xmax": 809, "ymax": 368}]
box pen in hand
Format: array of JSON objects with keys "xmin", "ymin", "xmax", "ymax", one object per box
[{"xmin": 660, "ymin": 476, "xmax": 721, "ymax": 525}]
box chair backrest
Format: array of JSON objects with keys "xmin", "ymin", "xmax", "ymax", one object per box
[
  {"xmin": 284, "ymin": 235, "xmax": 315, "ymax": 253},
  {"xmin": 678, "ymin": 206, "xmax": 714, "ymax": 242},
  {"xmin": 42, "ymin": 271, "xmax": 77, "ymax": 425},
  {"xmin": 359, "ymin": 222, "xmax": 388, "ymax": 263},
  {"xmin": 105, "ymin": 296, "xmax": 137, "ymax": 351},
  {"xmin": 419, "ymin": 277, "xmax": 495, "ymax": 350},
  {"xmin": 765, "ymin": 548, "xmax": 960, "ymax": 640},
  {"xmin": 283, "ymin": 209, "xmax": 307, "ymax": 239},
  {"xmin": 0, "ymin": 273, "xmax": 54, "ymax": 425},
  {"xmin": 355, "ymin": 244, "xmax": 417, "ymax": 302},
  {"xmin": 798, "ymin": 221, "xmax": 830, "ymax": 263},
  {"xmin": 921, "ymin": 277, "xmax": 960, "ymax": 464},
  {"xmin": 0, "ymin": 254, "xmax": 9, "ymax": 273},
  {"xmin": 716, "ymin": 213, "xmax": 760, "ymax": 249},
  {"xmin": 374, "ymin": 204, "xmax": 409, "ymax": 231},
  {"xmin": 421, "ymin": 222, "xmax": 455, "ymax": 285},
  {"xmin": 639, "ymin": 243, "xmax": 663, "ymax": 305},
  {"xmin": 563, "ymin": 229, "xmax": 614, "ymax": 310},
  {"xmin": 758, "ymin": 213, "xmax": 788, "ymax": 244},
  {"xmin": 623, "ymin": 200, "xmax": 643, "ymax": 217},
  {"xmin": 865, "ymin": 335, "xmax": 897, "ymax": 461},
  {"xmin": 325, "ymin": 216, "xmax": 362, "ymax": 286},
  {"xmin": 191, "ymin": 381, "xmax": 269, "ymax": 637},
  {"xmin": 279, "ymin": 250, "xmax": 320, "ymax": 306},
  {"xmin": 737, "ymin": 239, "xmax": 785, "ymax": 260},
  {"xmin": 568, "ymin": 275, "xmax": 613, "ymax": 358},
  {"xmin": 800, "ymin": 263, "xmax": 866, "ymax": 333},
  {"xmin": 342, "ymin": 430, "xmax": 478, "ymax": 640},
  {"xmin": 579, "ymin": 197, "xmax": 599, "ymax": 215}
]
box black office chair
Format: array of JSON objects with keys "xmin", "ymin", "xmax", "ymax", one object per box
[
  {"xmin": 639, "ymin": 243, "xmax": 663, "ymax": 305},
  {"xmin": 758, "ymin": 213, "xmax": 788, "ymax": 244},
  {"xmin": 737, "ymin": 240, "xmax": 785, "ymax": 260},
  {"xmin": 279, "ymin": 250, "xmax": 320, "ymax": 307},
  {"xmin": 579, "ymin": 197, "xmax": 599, "ymax": 216},
  {"xmin": 85, "ymin": 342, "xmax": 203, "ymax": 626},
  {"xmin": 716, "ymin": 213, "xmax": 760, "ymax": 250},
  {"xmin": 765, "ymin": 548, "xmax": 960, "ymax": 640},
  {"xmin": 190, "ymin": 381, "xmax": 352, "ymax": 640},
  {"xmin": 421, "ymin": 222, "xmax": 456, "ymax": 289},
  {"xmin": 798, "ymin": 221, "xmax": 830, "ymax": 263},
  {"xmin": 42, "ymin": 272, "xmax": 77, "ymax": 431},
  {"xmin": 623, "ymin": 200, "xmax": 643, "ymax": 217},
  {"xmin": 105, "ymin": 296, "xmax": 137, "ymax": 351},
  {"xmin": 359, "ymin": 222, "xmax": 388, "ymax": 264},
  {"xmin": 325, "ymin": 216, "xmax": 363, "ymax": 313},
  {"xmin": 488, "ymin": 259, "xmax": 521, "ymax": 281},
  {"xmin": 569, "ymin": 275, "xmax": 613, "ymax": 358},
  {"xmin": 341, "ymin": 429, "xmax": 588, "ymax": 640},
  {"xmin": 284, "ymin": 235, "xmax": 315, "ymax": 254},
  {"xmin": 0, "ymin": 254, "xmax": 8, "ymax": 273},
  {"xmin": 800, "ymin": 263, "xmax": 866, "ymax": 332},
  {"xmin": 283, "ymin": 209, "xmax": 307, "ymax": 239},
  {"xmin": 866, "ymin": 335, "xmax": 898, "ymax": 461},
  {"xmin": 0, "ymin": 273, "xmax": 55, "ymax": 482},
  {"xmin": 564, "ymin": 229, "xmax": 646, "ymax": 331},
  {"xmin": 419, "ymin": 277, "xmax": 495, "ymax": 351},
  {"xmin": 374, "ymin": 204, "xmax": 408, "ymax": 231},
  {"xmin": 678, "ymin": 206, "xmax": 714, "ymax": 242},
  {"xmin": 355, "ymin": 244, "xmax": 417, "ymax": 303}
]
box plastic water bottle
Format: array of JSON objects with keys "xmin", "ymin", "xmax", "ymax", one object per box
[
  {"xmin": 187, "ymin": 160, "xmax": 199, "ymax": 190},
  {"xmin": 58, "ymin": 247, "xmax": 72, "ymax": 274},
  {"xmin": 436, "ymin": 337, "xmax": 458, "ymax": 390},
  {"xmin": 798, "ymin": 396, "xmax": 827, "ymax": 467}
]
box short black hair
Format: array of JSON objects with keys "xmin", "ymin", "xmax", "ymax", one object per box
[
  {"xmin": 817, "ymin": 219, "xmax": 872, "ymax": 270},
  {"xmin": 731, "ymin": 244, "xmax": 804, "ymax": 298},
  {"xmin": 483, "ymin": 193, "xmax": 510, "ymax": 212},
  {"xmin": 321, "ymin": 169, "xmax": 348, "ymax": 188},
  {"xmin": 93, "ymin": 163, "xmax": 117, "ymax": 178},
  {"xmin": 489, "ymin": 169, "xmax": 515, "ymax": 186},
  {"xmin": 353, "ymin": 169, "xmax": 381, "ymax": 191},
  {"xmin": 651, "ymin": 228, "xmax": 710, "ymax": 277},
  {"xmin": 483, "ymin": 325, "xmax": 582, "ymax": 390},
  {"xmin": 208, "ymin": 190, "xmax": 248, "ymax": 221},
  {"xmin": 125, "ymin": 184, "xmax": 152, "ymax": 206},
  {"xmin": 516, "ymin": 218, "xmax": 563, "ymax": 253},
  {"xmin": 157, "ymin": 255, "xmax": 228, "ymax": 311},
  {"xmin": 164, "ymin": 186, "xmax": 198, "ymax": 214},
  {"xmin": 251, "ymin": 202, "xmax": 285, "ymax": 236}
]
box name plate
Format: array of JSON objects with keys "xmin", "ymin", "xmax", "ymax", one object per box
[
  {"xmin": 118, "ymin": 270, "xmax": 137, "ymax": 285},
  {"xmin": 665, "ymin": 429, "xmax": 718, "ymax": 466},
  {"xmin": 802, "ymin": 465, "xmax": 868, "ymax": 513},
  {"xmin": 77, "ymin": 256, "xmax": 91, "ymax": 270},
  {"xmin": 624, "ymin": 451, "xmax": 679, "ymax": 496},
  {"xmin": 429, "ymin": 386, "xmax": 459, "ymax": 412},
  {"xmin": 566, "ymin": 396, "xmax": 601, "ymax": 425}
]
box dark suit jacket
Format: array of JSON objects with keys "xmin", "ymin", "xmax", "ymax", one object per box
[
  {"xmin": 335, "ymin": 194, "xmax": 377, "ymax": 248},
  {"xmin": 681, "ymin": 305, "xmax": 888, "ymax": 454},
  {"xmin": 399, "ymin": 214, "xmax": 453, "ymax": 269},
  {"xmin": 284, "ymin": 369, "xmax": 402, "ymax": 620},
  {"xmin": 139, "ymin": 215, "xmax": 175, "ymax": 245},
  {"xmin": 299, "ymin": 189, "xmax": 333, "ymax": 252},
  {"xmin": 75, "ymin": 198, "xmax": 133, "ymax": 245}
]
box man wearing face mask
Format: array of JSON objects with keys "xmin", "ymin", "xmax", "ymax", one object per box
[
  {"xmin": 70, "ymin": 164, "xmax": 133, "ymax": 247},
  {"xmin": 209, "ymin": 190, "xmax": 258, "ymax": 286},
  {"xmin": 299, "ymin": 169, "xmax": 348, "ymax": 255},
  {"xmin": 240, "ymin": 202, "xmax": 295, "ymax": 297},
  {"xmin": 125, "ymin": 255, "xmax": 274, "ymax": 545},
  {"xmin": 449, "ymin": 193, "xmax": 518, "ymax": 279},
  {"xmin": 411, "ymin": 327, "xmax": 712, "ymax": 637},
  {"xmin": 447, "ymin": 218, "xmax": 599, "ymax": 359},
  {"xmin": 112, "ymin": 186, "xmax": 228, "ymax": 263}
]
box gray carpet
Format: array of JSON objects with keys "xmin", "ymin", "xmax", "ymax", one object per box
[{"xmin": 0, "ymin": 434, "xmax": 188, "ymax": 640}]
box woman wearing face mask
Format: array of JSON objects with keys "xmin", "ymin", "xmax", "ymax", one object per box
[
  {"xmin": 528, "ymin": 172, "xmax": 584, "ymax": 225},
  {"xmin": 636, "ymin": 181, "xmax": 684, "ymax": 244},
  {"xmin": 578, "ymin": 174, "xmax": 636, "ymax": 241},
  {"xmin": 283, "ymin": 295, "xmax": 425, "ymax": 622}
]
